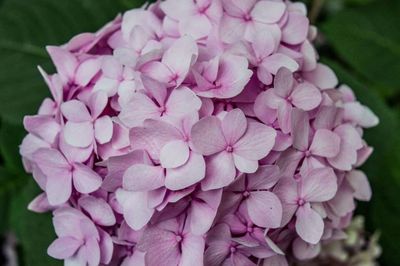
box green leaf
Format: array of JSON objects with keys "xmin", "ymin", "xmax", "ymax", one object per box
[
  {"xmin": 0, "ymin": 0, "xmax": 143, "ymax": 124},
  {"xmin": 322, "ymin": 0, "xmax": 400, "ymax": 98},
  {"xmin": 324, "ymin": 58, "xmax": 400, "ymax": 266},
  {"xmin": 0, "ymin": 119, "xmax": 25, "ymax": 173},
  {"xmin": 9, "ymin": 178, "xmax": 61, "ymax": 266}
]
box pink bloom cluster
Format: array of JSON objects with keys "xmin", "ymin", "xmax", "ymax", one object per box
[{"xmin": 20, "ymin": 0, "xmax": 379, "ymax": 265}]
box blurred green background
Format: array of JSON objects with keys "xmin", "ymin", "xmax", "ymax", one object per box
[{"xmin": 0, "ymin": 0, "xmax": 399, "ymax": 265}]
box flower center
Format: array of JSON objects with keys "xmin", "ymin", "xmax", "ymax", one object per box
[
  {"xmin": 230, "ymin": 246, "xmax": 237, "ymax": 253},
  {"xmin": 297, "ymin": 198, "xmax": 306, "ymax": 206},
  {"xmin": 243, "ymin": 191, "xmax": 250, "ymax": 198},
  {"xmin": 175, "ymin": 235, "xmax": 183, "ymax": 243},
  {"xmin": 243, "ymin": 14, "xmax": 252, "ymax": 22},
  {"xmin": 158, "ymin": 106, "xmax": 166, "ymax": 115},
  {"xmin": 226, "ymin": 145, "xmax": 233, "ymax": 153}
]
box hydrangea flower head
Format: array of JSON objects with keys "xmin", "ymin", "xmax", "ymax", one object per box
[{"xmin": 20, "ymin": 0, "xmax": 378, "ymax": 265}]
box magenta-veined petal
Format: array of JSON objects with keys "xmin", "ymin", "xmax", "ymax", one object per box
[
  {"xmin": 246, "ymin": 191, "xmax": 282, "ymax": 228},
  {"xmin": 295, "ymin": 203, "xmax": 324, "ymax": 244}
]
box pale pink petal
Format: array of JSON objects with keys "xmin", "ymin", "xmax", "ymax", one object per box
[
  {"xmin": 46, "ymin": 46, "xmax": 78, "ymax": 83},
  {"xmin": 23, "ymin": 115, "xmax": 60, "ymax": 143},
  {"xmin": 191, "ymin": 116, "xmax": 226, "ymax": 156},
  {"xmin": 93, "ymin": 77, "xmax": 120, "ymax": 96},
  {"xmin": 222, "ymin": 109, "xmax": 247, "ymax": 145},
  {"xmin": 277, "ymin": 102, "xmax": 293, "ymax": 134},
  {"xmin": 48, "ymin": 237, "xmax": 82, "ymax": 259},
  {"xmin": 219, "ymin": 15, "xmax": 246, "ymax": 44},
  {"xmin": 247, "ymin": 165, "xmax": 280, "ymax": 190},
  {"xmin": 119, "ymin": 93, "xmax": 160, "ymax": 128},
  {"xmin": 251, "ymin": 1, "xmax": 286, "ymax": 23},
  {"xmin": 292, "ymin": 237, "xmax": 320, "ymax": 260},
  {"xmin": 274, "ymin": 67, "xmax": 294, "ymax": 98},
  {"xmin": 302, "ymin": 167, "xmax": 337, "ymax": 202},
  {"xmin": 179, "ymin": 235, "xmax": 205, "ymax": 265},
  {"xmin": 309, "ymin": 129, "xmax": 341, "ymax": 158},
  {"xmin": 303, "ymin": 63, "xmax": 338, "ymax": 90},
  {"xmin": 84, "ymin": 237, "xmax": 101, "ymax": 266},
  {"xmin": 75, "ymin": 58, "xmax": 101, "ymax": 87},
  {"xmin": 94, "ymin": 116, "xmax": 113, "ymax": 144},
  {"xmin": 282, "ymin": 12, "xmax": 309, "ymax": 45},
  {"xmin": 262, "ymin": 54, "xmax": 299, "ymax": 75},
  {"xmin": 61, "ymin": 100, "xmax": 91, "ymax": 122},
  {"xmin": 116, "ymin": 190, "xmax": 154, "ymax": 230},
  {"xmin": 246, "ymin": 191, "xmax": 282, "ymax": 228},
  {"xmin": 63, "ymin": 121, "xmax": 94, "ymax": 148},
  {"xmin": 346, "ymin": 170, "xmax": 372, "ymax": 201},
  {"xmin": 165, "ymin": 152, "xmax": 206, "ymax": 190},
  {"xmin": 234, "ymin": 121, "xmax": 276, "ymax": 160},
  {"xmin": 123, "ymin": 164, "xmax": 164, "ymax": 192},
  {"xmin": 160, "ymin": 140, "xmax": 190, "ymax": 168},
  {"xmin": 291, "ymin": 83, "xmax": 322, "ymax": 111},
  {"xmin": 166, "ymin": 86, "xmax": 202, "ymax": 117},
  {"xmin": 252, "ymin": 30, "xmax": 276, "ymax": 60},
  {"xmin": 72, "ymin": 163, "xmax": 102, "ymax": 194},
  {"xmin": 233, "ymin": 155, "xmax": 258, "ymax": 173},
  {"xmin": 141, "ymin": 61, "xmax": 172, "ymax": 84},
  {"xmin": 89, "ymin": 90, "xmax": 108, "ymax": 119},
  {"xmin": 291, "ymin": 108, "xmax": 310, "ymax": 151},
  {"xmin": 78, "ymin": 196, "xmax": 116, "ymax": 226},
  {"xmin": 202, "ymin": 151, "xmax": 236, "ymax": 190},
  {"xmin": 295, "ymin": 203, "xmax": 324, "ymax": 244},
  {"xmin": 46, "ymin": 173, "xmax": 72, "ymax": 206}
]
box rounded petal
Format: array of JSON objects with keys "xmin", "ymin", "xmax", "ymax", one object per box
[
  {"xmin": 63, "ymin": 121, "xmax": 94, "ymax": 148},
  {"xmin": 222, "ymin": 109, "xmax": 247, "ymax": 145},
  {"xmin": 346, "ymin": 170, "xmax": 372, "ymax": 201},
  {"xmin": 309, "ymin": 129, "xmax": 341, "ymax": 158},
  {"xmin": 160, "ymin": 140, "xmax": 190, "ymax": 168},
  {"xmin": 165, "ymin": 152, "xmax": 206, "ymax": 190},
  {"xmin": 48, "ymin": 237, "xmax": 83, "ymax": 259},
  {"xmin": 94, "ymin": 116, "xmax": 113, "ymax": 144},
  {"xmin": 202, "ymin": 152, "xmax": 236, "ymax": 190},
  {"xmin": 291, "ymin": 83, "xmax": 322, "ymax": 111},
  {"xmin": 78, "ymin": 196, "xmax": 116, "ymax": 226},
  {"xmin": 61, "ymin": 100, "xmax": 91, "ymax": 122},
  {"xmin": 72, "ymin": 163, "xmax": 102, "ymax": 194},
  {"xmin": 295, "ymin": 204, "xmax": 324, "ymax": 244},
  {"xmin": 251, "ymin": 1, "xmax": 286, "ymax": 23},
  {"xmin": 123, "ymin": 164, "xmax": 164, "ymax": 192},
  {"xmin": 191, "ymin": 116, "xmax": 226, "ymax": 156},
  {"xmin": 247, "ymin": 191, "xmax": 283, "ymax": 228},
  {"xmin": 302, "ymin": 167, "xmax": 337, "ymax": 202}
]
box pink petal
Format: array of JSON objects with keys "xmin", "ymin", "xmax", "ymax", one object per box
[
  {"xmin": 262, "ymin": 53, "xmax": 299, "ymax": 75},
  {"xmin": 28, "ymin": 193, "xmax": 52, "ymax": 213},
  {"xmin": 189, "ymin": 189, "xmax": 222, "ymax": 235},
  {"xmin": 303, "ymin": 63, "xmax": 338, "ymax": 90},
  {"xmin": 94, "ymin": 116, "xmax": 113, "ymax": 144},
  {"xmin": 46, "ymin": 173, "xmax": 73, "ymax": 206},
  {"xmin": 99, "ymin": 229, "xmax": 114, "ymax": 264},
  {"xmin": 119, "ymin": 93, "xmax": 160, "ymax": 128},
  {"xmin": 291, "ymin": 83, "xmax": 322, "ymax": 111},
  {"xmin": 309, "ymin": 129, "xmax": 341, "ymax": 158},
  {"xmin": 295, "ymin": 203, "xmax": 324, "ymax": 244},
  {"xmin": 222, "ymin": 109, "xmax": 247, "ymax": 145},
  {"xmin": 292, "ymin": 237, "xmax": 320, "ymax": 260},
  {"xmin": 291, "ymin": 108, "xmax": 310, "ymax": 151},
  {"xmin": 277, "ymin": 102, "xmax": 293, "ymax": 134},
  {"xmin": 61, "ymin": 100, "xmax": 91, "ymax": 122},
  {"xmin": 78, "ymin": 196, "xmax": 116, "ymax": 226},
  {"xmin": 346, "ymin": 170, "xmax": 372, "ymax": 201},
  {"xmin": 202, "ymin": 151, "xmax": 236, "ymax": 190},
  {"xmin": 163, "ymin": 36, "xmax": 198, "ymax": 84},
  {"xmin": 166, "ymin": 86, "xmax": 202, "ymax": 118},
  {"xmin": 254, "ymin": 91, "xmax": 277, "ymax": 124},
  {"xmin": 191, "ymin": 116, "xmax": 226, "ymax": 156},
  {"xmin": 302, "ymin": 167, "xmax": 337, "ymax": 202},
  {"xmin": 123, "ymin": 164, "xmax": 164, "ymax": 192},
  {"xmin": 116, "ymin": 190, "xmax": 154, "ymax": 230},
  {"xmin": 130, "ymin": 119, "xmax": 181, "ymax": 160},
  {"xmin": 83, "ymin": 237, "xmax": 101, "ymax": 266},
  {"xmin": 63, "ymin": 121, "xmax": 94, "ymax": 148},
  {"xmin": 23, "ymin": 115, "xmax": 60, "ymax": 143},
  {"xmin": 247, "ymin": 165, "xmax": 280, "ymax": 190},
  {"xmin": 282, "ymin": 12, "xmax": 309, "ymax": 45},
  {"xmin": 141, "ymin": 61, "xmax": 172, "ymax": 85},
  {"xmin": 233, "ymin": 155, "xmax": 258, "ymax": 173},
  {"xmin": 274, "ymin": 67, "xmax": 294, "ymax": 98},
  {"xmin": 47, "ymin": 237, "xmax": 82, "ymax": 259},
  {"xmin": 251, "ymin": 1, "xmax": 286, "ymax": 23},
  {"xmin": 165, "ymin": 152, "xmax": 206, "ymax": 190},
  {"xmin": 75, "ymin": 58, "xmax": 101, "ymax": 87},
  {"xmin": 219, "ymin": 15, "xmax": 246, "ymax": 43},
  {"xmin": 252, "ymin": 30, "xmax": 276, "ymax": 60},
  {"xmin": 46, "ymin": 46, "xmax": 78, "ymax": 83},
  {"xmin": 180, "ymin": 234, "xmax": 205, "ymax": 265},
  {"xmin": 89, "ymin": 91, "xmax": 108, "ymax": 119},
  {"xmin": 93, "ymin": 77, "xmax": 120, "ymax": 96},
  {"xmin": 160, "ymin": 140, "xmax": 190, "ymax": 168},
  {"xmin": 72, "ymin": 163, "xmax": 102, "ymax": 194},
  {"xmin": 234, "ymin": 121, "xmax": 276, "ymax": 160},
  {"xmin": 246, "ymin": 191, "xmax": 282, "ymax": 228}
]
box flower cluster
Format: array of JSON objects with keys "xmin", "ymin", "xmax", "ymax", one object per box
[{"xmin": 20, "ymin": 0, "xmax": 378, "ymax": 265}]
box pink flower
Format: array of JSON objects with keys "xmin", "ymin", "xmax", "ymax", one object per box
[
  {"xmin": 220, "ymin": 0, "xmax": 286, "ymax": 43},
  {"xmin": 256, "ymin": 68, "xmax": 322, "ymax": 133},
  {"xmin": 192, "ymin": 54, "xmax": 253, "ymax": 98},
  {"xmin": 61, "ymin": 91, "xmax": 113, "ymax": 148},
  {"xmin": 274, "ymin": 167, "xmax": 338, "ymax": 244},
  {"xmin": 47, "ymin": 207, "xmax": 113, "ymax": 265},
  {"xmin": 34, "ymin": 148, "xmax": 102, "ymax": 205},
  {"xmin": 137, "ymin": 216, "xmax": 205, "ymax": 266},
  {"xmin": 191, "ymin": 109, "xmax": 276, "ymax": 190}
]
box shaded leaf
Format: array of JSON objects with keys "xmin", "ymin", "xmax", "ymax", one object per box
[{"xmin": 322, "ymin": 0, "xmax": 400, "ymax": 98}]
